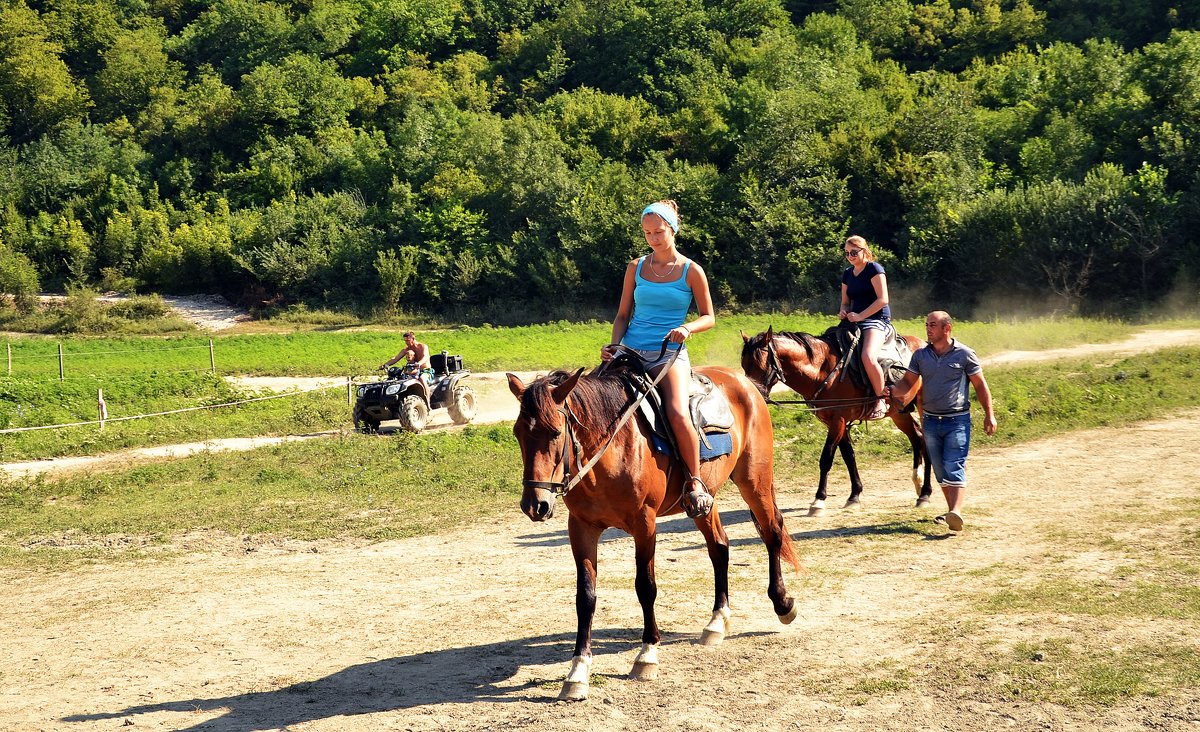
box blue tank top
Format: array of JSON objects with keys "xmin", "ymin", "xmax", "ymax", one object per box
[{"xmin": 622, "ymin": 257, "xmax": 694, "ymax": 350}]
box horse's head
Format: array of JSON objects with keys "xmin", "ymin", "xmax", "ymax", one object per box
[
  {"xmin": 742, "ymin": 326, "xmax": 830, "ymax": 399},
  {"xmin": 741, "ymin": 326, "xmax": 781, "ymax": 399},
  {"xmin": 507, "ymin": 368, "xmax": 585, "ymax": 522}
]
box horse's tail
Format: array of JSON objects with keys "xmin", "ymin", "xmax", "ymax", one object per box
[{"xmin": 779, "ymin": 518, "xmax": 802, "ymax": 572}]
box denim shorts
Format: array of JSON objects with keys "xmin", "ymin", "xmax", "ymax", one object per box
[
  {"xmin": 922, "ymin": 412, "xmax": 972, "ymax": 487},
  {"xmin": 626, "ymin": 344, "xmax": 690, "ymax": 374},
  {"xmin": 858, "ymin": 318, "xmax": 892, "ymax": 333}
]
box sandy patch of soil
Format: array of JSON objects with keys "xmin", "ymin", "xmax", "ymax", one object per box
[{"xmin": 159, "ymin": 295, "xmax": 251, "ymax": 331}]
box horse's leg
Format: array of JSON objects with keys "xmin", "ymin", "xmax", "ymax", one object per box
[
  {"xmin": 693, "ymin": 510, "xmax": 733, "ymax": 645},
  {"xmin": 560, "ymin": 516, "xmax": 602, "ymax": 701},
  {"xmin": 629, "ymin": 510, "xmax": 661, "ymax": 679},
  {"xmin": 811, "ymin": 421, "xmax": 850, "ymax": 515},
  {"xmin": 731, "ymin": 462, "xmax": 798, "ymax": 624},
  {"xmin": 837, "ymin": 431, "xmax": 866, "ymax": 508},
  {"xmin": 893, "ymin": 412, "xmax": 934, "ymax": 506}
]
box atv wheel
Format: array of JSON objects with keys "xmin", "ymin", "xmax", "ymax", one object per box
[
  {"xmin": 447, "ymin": 386, "xmax": 477, "ymax": 425},
  {"xmin": 398, "ymin": 394, "xmax": 429, "ymax": 433},
  {"xmin": 353, "ymin": 405, "xmax": 380, "ymax": 433}
]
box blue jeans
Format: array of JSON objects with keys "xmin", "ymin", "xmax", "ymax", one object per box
[{"xmin": 922, "ymin": 413, "xmax": 971, "ymax": 487}]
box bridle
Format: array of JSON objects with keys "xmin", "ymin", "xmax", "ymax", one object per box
[
  {"xmin": 521, "ymin": 401, "xmax": 586, "ymax": 496},
  {"xmin": 521, "ymin": 341, "xmax": 680, "ymax": 497},
  {"xmin": 757, "ymin": 331, "xmax": 876, "ymax": 412}
]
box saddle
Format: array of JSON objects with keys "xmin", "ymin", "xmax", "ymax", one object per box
[
  {"xmin": 621, "ymin": 370, "xmax": 735, "ymax": 461},
  {"xmin": 824, "ymin": 322, "xmax": 914, "ymax": 393}
]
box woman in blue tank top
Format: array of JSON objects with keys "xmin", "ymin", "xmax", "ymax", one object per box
[{"xmin": 600, "ymin": 200, "xmax": 716, "ymax": 518}]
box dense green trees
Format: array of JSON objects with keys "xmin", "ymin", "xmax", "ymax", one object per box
[{"xmin": 0, "ymin": 0, "xmax": 1197, "ymax": 318}]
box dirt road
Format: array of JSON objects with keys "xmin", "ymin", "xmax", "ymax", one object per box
[{"xmin": 4, "ymin": 408, "xmax": 1199, "ymax": 731}]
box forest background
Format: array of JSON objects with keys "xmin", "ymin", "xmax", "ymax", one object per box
[{"xmin": 1, "ymin": 0, "xmax": 1198, "ymax": 323}]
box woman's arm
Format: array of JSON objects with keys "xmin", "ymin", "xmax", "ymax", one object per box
[{"xmin": 670, "ymin": 262, "xmax": 715, "ymax": 343}]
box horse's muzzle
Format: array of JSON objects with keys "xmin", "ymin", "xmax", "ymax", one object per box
[{"xmin": 521, "ymin": 489, "xmax": 556, "ymax": 521}]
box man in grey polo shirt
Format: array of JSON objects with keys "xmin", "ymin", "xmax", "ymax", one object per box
[{"xmin": 887, "ymin": 311, "xmax": 997, "ymax": 532}]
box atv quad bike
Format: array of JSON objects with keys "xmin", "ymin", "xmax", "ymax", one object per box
[{"xmin": 353, "ymin": 352, "xmax": 477, "ymax": 433}]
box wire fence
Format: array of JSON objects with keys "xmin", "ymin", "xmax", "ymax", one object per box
[
  {"xmin": 1, "ymin": 338, "xmax": 377, "ymax": 434},
  {"xmin": 0, "ymin": 380, "xmax": 356, "ymax": 435},
  {"xmin": 4, "ymin": 340, "xmax": 218, "ymax": 382}
]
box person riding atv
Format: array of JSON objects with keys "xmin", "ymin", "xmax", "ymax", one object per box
[
  {"xmin": 379, "ymin": 332, "xmax": 434, "ymax": 384},
  {"xmin": 355, "ymin": 350, "xmax": 476, "ymax": 433}
]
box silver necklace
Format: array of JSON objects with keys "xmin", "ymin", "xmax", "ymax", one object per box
[{"xmin": 647, "ymin": 256, "xmax": 679, "ymax": 278}]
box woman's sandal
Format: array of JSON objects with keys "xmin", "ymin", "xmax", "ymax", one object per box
[{"xmin": 684, "ymin": 476, "xmax": 714, "ymax": 519}]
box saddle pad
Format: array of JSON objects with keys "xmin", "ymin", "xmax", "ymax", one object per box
[
  {"xmin": 830, "ymin": 322, "xmax": 914, "ymax": 390},
  {"xmin": 651, "ymin": 431, "xmax": 733, "ymax": 461}
]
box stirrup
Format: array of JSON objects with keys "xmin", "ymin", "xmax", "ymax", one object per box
[{"xmin": 684, "ymin": 476, "xmax": 713, "ymax": 519}]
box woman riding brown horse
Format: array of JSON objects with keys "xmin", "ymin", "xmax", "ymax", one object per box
[
  {"xmin": 508, "ymin": 362, "xmax": 799, "ymax": 702},
  {"xmin": 741, "ymin": 325, "xmax": 934, "ymax": 515}
]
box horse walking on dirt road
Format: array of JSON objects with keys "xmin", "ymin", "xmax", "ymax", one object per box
[
  {"xmin": 507, "ymin": 364, "xmax": 799, "ymax": 702},
  {"xmin": 741, "ymin": 326, "xmax": 934, "ymax": 516}
]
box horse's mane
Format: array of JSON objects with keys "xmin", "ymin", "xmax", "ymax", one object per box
[
  {"xmin": 520, "ymin": 368, "xmax": 630, "ymax": 434},
  {"xmin": 742, "ymin": 329, "xmax": 835, "ymax": 362}
]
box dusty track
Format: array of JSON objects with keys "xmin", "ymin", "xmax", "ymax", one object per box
[{"xmin": 4, "ymin": 411, "xmax": 1199, "ymax": 730}]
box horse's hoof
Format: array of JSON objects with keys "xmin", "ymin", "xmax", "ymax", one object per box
[
  {"xmin": 778, "ymin": 603, "xmax": 798, "ymax": 625},
  {"xmin": 807, "ymin": 506, "xmax": 825, "ymax": 517},
  {"xmin": 630, "ymin": 661, "xmax": 659, "ymax": 680},
  {"xmin": 699, "ymin": 607, "xmax": 730, "ymax": 645},
  {"xmin": 558, "ymin": 681, "xmax": 589, "ymax": 701},
  {"xmin": 842, "ymin": 499, "xmax": 861, "ymax": 510},
  {"xmin": 915, "ymin": 497, "xmax": 931, "ymax": 508}
]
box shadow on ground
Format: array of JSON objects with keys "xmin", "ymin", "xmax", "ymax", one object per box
[{"xmin": 63, "ymin": 630, "xmax": 632, "ymax": 731}]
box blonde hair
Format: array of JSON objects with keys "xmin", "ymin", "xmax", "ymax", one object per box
[{"xmin": 845, "ymin": 235, "xmax": 875, "ymax": 263}]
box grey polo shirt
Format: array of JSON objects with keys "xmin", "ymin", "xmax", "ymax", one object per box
[{"xmin": 906, "ymin": 340, "xmax": 982, "ymax": 417}]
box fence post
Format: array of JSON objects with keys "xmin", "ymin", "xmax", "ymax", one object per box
[
  {"xmin": 98, "ymin": 388, "xmax": 108, "ymax": 430},
  {"xmin": 58, "ymin": 342, "xmax": 65, "ymax": 382},
  {"xmin": 6, "ymin": 343, "xmax": 10, "ymax": 375},
  {"xmin": 209, "ymin": 339, "xmax": 216, "ymax": 374},
  {"xmin": 347, "ymin": 376, "xmax": 353, "ymax": 404}
]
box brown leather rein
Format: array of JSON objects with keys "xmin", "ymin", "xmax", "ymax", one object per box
[{"xmin": 760, "ymin": 334, "xmax": 876, "ymax": 412}]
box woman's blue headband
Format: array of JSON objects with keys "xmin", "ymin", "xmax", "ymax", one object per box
[{"xmin": 641, "ymin": 203, "xmax": 679, "ymax": 233}]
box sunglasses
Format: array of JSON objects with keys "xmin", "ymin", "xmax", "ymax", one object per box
[{"xmin": 845, "ymin": 249, "xmax": 863, "ymax": 258}]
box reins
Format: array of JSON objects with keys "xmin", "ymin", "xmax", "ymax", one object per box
[
  {"xmin": 524, "ymin": 340, "xmax": 681, "ymax": 497},
  {"xmin": 760, "ymin": 332, "xmax": 877, "ymax": 412}
]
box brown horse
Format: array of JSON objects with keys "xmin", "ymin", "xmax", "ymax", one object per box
[
  {"xmin": 741, "ymin": 326, "xmax": 933, "ymax": 516},
  {"xmin": 507, "ymin": 364, "xmax": 799, "ymax": 702}
]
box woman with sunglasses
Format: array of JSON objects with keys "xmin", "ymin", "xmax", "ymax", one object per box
[{"xmin": 838, "ymin": 235, "xmax": 891, "ymax": 420}]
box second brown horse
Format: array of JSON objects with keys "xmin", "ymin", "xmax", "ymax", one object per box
[{"xmin": 741, "ymin": 326, "xmax": 934, "ymax": 515}]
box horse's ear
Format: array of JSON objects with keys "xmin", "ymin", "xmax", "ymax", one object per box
[
  {"xmin": 551, "ymin": 367, "xmax": 585, "ymax": 404},
  {"xmin": 506, "ymin": 373, "xmax": 525, "ymax": 401},
  {"xmin": 766, "ymin": 324, "xmax": 775, "ymax": 339},
  {"xmin": 740, "ymin": 330, "xmax": 749, "ymax": 343}
]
